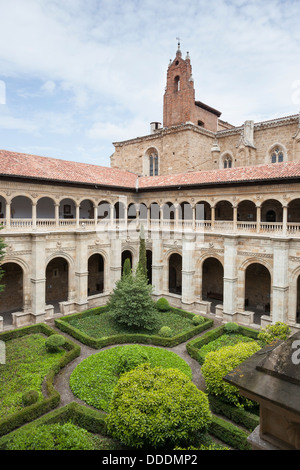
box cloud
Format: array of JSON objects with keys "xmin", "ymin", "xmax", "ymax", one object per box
[{"xmin": 0, "ymin": 0, "xmax": 299, "ymax": 164}]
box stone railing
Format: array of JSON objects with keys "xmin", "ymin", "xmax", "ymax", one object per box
[{"xmin": 1, "ymin": 218, "xmax": 300, "ymax": 237}]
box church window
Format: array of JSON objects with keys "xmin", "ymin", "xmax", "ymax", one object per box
[
  {"xmin": 223, "ymin": 155, "xmax": 233, "ymax": 169},
  {"xmin": 270, "ymin": 146, "xmax": 284, "ymax": 163},
  {"xmin": 148, "ymin": 150, "xmax": 159, "ymax": 176}
]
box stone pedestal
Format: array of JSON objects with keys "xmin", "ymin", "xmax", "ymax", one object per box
[{"xmin": 224, "ymin": 332, "xmax": 300, "ymax": 450}]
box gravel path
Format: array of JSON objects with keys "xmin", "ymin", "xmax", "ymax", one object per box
[{"xmin": 46, "ymin": 318, "xmax": 217, "ymax": 408}]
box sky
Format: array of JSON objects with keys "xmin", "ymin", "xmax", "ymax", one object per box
[{"xmin": 0, "ymin": 0, "xmax": 300, "ymax": 168}]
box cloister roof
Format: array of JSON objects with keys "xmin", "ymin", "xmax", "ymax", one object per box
[
  {"xmin": 0, "ymin": 149, "xmax": 300, "ymax": 191},
  {"xmin": 138, "ymin": 161, "xmax": 300, "ymax": 189},
  {"xmin": 0, "ymin": 149, "xmax": 137, "ymax": 188}
]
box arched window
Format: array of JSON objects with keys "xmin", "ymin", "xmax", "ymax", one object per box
[
  {"xmin": 149, "ymin": 151, "xmax": 159, "ymax": 176},
  {"xmin": 270, "ymin": 146, "xmax": 284, "ymax": 163},
  {"xmin": 223, "ymin": 155, "xmax": 233, "ymax": 169},
  {"xmin": 174, "ymin": 75, "xmax": 180, "ymax": 92}
]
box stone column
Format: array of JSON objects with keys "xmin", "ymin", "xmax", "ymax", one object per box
[
  {"xmin": 181, "ymin": 235, "xmax": 196, "ymax": 305},
  {"xmin": 6, "ymin": 202, "xmax": 11, "ymax": 229},
  {"xmin": 55, "ymin": 203, "xmax": 59, "ymax": 228},
  {"xmin": 31, "ymin": 233, "xmax": 46, "ymax": 322},
  {"xmin": 256, "ymin": 205, "xmax": 261, "ymax": 233},
  {"xmin": 76, "ymin": 203, "xmax": 80, "ymax": 228},
  {"xmin": 223, "ymin": 235, "xmax": 238, "ymax": 321},
  {"xmin": 109, "ymin": 235, "xmax": 122, "ymax": 290},
  {"xmin": 211, "ymin": 206, "xmax": 215, "ymax": 231},
  {"xmin": 151, "ymin": 229, "xmax": 163, "ymax": 297},
  {"xmin": 74, "ymin": 231, "xmax": 89, "ymax": 312},
  {"xmin": 272, "ymin": 238, "xmax": 290, "ymax": 323},
  {"xmin": 282, "ymin": 205, "xmax": 288, "ymax": 235},
  {"xmin": 32, "ymin": 202, "xmax": 37, "ymax": 229},
  {"xmin": 233, "ymin": 205, "xmax": 238, "ymax": 232}
]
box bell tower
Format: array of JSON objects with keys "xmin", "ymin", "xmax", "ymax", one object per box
[
  {"xmin": 163, "ymin": 41, "xmax": 196, "ymax": 128},
  {"xmin": 163, "ymin": 42, "xmax": 222, "ymax": 132}
]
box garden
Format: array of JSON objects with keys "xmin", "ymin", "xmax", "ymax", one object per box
[{"xmin": 0, "ymin": 248, "xmax": 293, "ymax": 451}]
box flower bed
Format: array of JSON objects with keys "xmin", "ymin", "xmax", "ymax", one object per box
[
  {"xmin": 55, "ymin": 306, "xmax": 214, "ymax": 349},
  {"xmin": 0, "ymin": 323, "xmax": 80, "ymax": 437}
]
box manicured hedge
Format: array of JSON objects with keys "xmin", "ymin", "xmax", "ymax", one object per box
[
  {"xmin": 186, "ymin": 324, "xmax": 259, "ymax": 365},
  {"xmin": 208, "ymin": 395, "xmax": 259, "ymax": 432},
  {"xmin": 55, "ymin": 306, "xmax": 214, "ymax": 349},
  {"xmin": 208, "ymin": 415, "xmax": 251, "ymax": 451},
  {"xmin": 0, "ymin": 324, "xmax": 80, "ymax": 437},
  {"xmin": 0, "ymin": 402, "xmax": 107, "ymax": 450}
]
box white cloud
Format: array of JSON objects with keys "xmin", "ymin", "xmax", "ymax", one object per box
[
  {"xmin": 0, "ymin": 0, "xmax": 299, "ymax": 164},
  {"xmin": 41, "ymin": 80, "xmax": 56, "ymax": 94}
]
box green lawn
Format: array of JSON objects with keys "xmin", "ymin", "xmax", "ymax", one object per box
[
  {"xmin": 69, "ymin": 344, "xmax": 192, "ymax": 412},
  {"xmin": 66, "ymin": 308, "xmax": 195, "ymax": 338},
  {"xmin": 0, "ymin": 334, "xmax": 65, "ymax": 420}
]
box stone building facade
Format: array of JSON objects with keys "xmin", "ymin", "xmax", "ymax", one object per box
[{"xmin": 1, "ymin": 45, "xmax": 300, "ymax": 333}]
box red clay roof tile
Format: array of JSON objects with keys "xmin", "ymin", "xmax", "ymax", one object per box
[{"xmin": 0, "ymin": 149, "xmax": 300, "ymax": 190}]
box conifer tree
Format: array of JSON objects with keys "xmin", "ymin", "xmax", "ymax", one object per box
[
  {"xmin": 137, "ymin": 224, "xmax": 147, "ymax": 280},
  {"xmin": 122, "ymin": 257, "xmax": 132, "ymax": 277},
  {"xmin": 0, "ymin": 226, "xmax": 6, "ymax": 292}
]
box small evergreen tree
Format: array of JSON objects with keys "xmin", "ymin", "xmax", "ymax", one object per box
[
  {"xmin": 0, "ymin": 227, "xmax": 6, "ymax": 292},
  {"xmin": 107, "ymin": 267, "xmax": 158, "ymax": 331},
  {"xmin": 122, "ymin": 257, "xmax": 132, "ymax": 277},
  {"xmin": 137, "ymin": 224, "xmax": 147, "ymax": 280}
]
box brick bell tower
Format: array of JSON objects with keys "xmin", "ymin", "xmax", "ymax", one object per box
[
  {"xmin": 163, "ymin": 42, "xmax": 222, "ymax": 132},
  {"xmin": 163, "ymin": 41, "xmax": 195, "ymax": 128}
]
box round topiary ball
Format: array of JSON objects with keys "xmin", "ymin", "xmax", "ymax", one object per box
[
  {"xmin": 156, "ymin": 297, "xmax": 170, "ymax": 312},
  {"xmin": 192, "ymin": 315, "xmax": 205, "ymax": 325},
  {"xmin": 224, "ymin": 322, "xmax": 240, "ymax": 334},
  {"xmin": 116, "ymin": 345, "xmax": 150, "ymax": 375},
  {"xmin": 106, "ymin": 364, "xmax": 212, "ymax": 449},
  {"xmin": 45, "ymin": 334, "xmax": 66, "ymax": 352},
  {"xmin": 22, "ymin": 390, "xmax": 39, "ymax": 407},
  {"xmin": 159, "ymin": 326, "xmax": 173, "ymax": 337}
]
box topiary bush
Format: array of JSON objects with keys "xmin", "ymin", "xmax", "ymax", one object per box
[
  {"xmin": 21, "ymin": 390, "xmax": 39, "ymax": 407},
  {"xmin": 192, "ymin": 315, "xmax": 205, "ymax": 326},
  {"xmin": 45, "ymin": 334, "xmax": 66, "ymax": 352},
  {"xmin": 156, "ymin": 297, "xmax": 170, "ymax": 312},
  {"xmin": 257, "ymin": 321, "xmax": 291, "ymax": 346},
  {"xmin": 224, "ymin": 322, "xmax": 240, "ymax": 334},
  {"xmin": 106, "ymin": 363, "xmax": 212, "ymax": 449},
  {"xmin": 158, "ymin": 326, "xmax": 173, "ymax": 337},
  {"xmin": 116, "ymin": 345, "xmax": 150, "ymax": 375},
  {"xmin": 6, "ymin": 422, "xmax": 95, "ymax": 450},
  {"xmin": 201, "ymin": 342, "xmax": 261, "ymax": 408}
]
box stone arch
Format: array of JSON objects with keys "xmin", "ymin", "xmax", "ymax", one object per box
[
  {"xmin": 0, "ymin": 261, "xmax": 24, "ymax": 324},
  {"xmin": 221, "ymin": 152, "xmax": 234, "ymax": 169},
  {"xmin": 0, "ymin": 194, "xmax": 7, "ymax": 219},
  {"xmin": 261, "ymin": 199, "xmax": 283, "ymax": 222},
  {"xmin": 168, "ymin": 252, "xmax": 182, "ymax": 295},
  {"xmin": 268, "ymin": 143, "xmax": 286, "ymax": 164},
  {"xmin": 244, "ymin": 261, "xmax": 272, "ymax": 323},
  {"xmin": 162, "ymin": 202, "xmax": 176, "ymax": 220},
  {"xmin": 36, "ymin": 196, "xmax": 56, "ymax": 219},
  {"xmin": 11, "ymin": 195, "xmax": 33, "ymax": 219},
  {"xmin": 144, "ymin": 147, "xmax": 159, "ymax": 176},
  {"xmin": 195, "ymin": 201, "xmax": 211, "ymax": 220},
  {"xmin": 288, "ymin": 198, "xmax": 300, "ymax": 222},
  {"xmin": 201, "ymin": 257, "xmax": 224, "ymax": 311},
  {"xmin": 215, "ymin": 200, "xmax": 233, "ymax": 220},
  {"xmin": 88, "ymin": 252, "xmax": 105, "ymax": 296},
  {"xmin": 121, "ymin": 249, "xmax": 134, "ymax": 274},
  {"xmin": 178, "ymin": 201, "xmax": 193, "ymax": 220},
  {"xmin": 237, "ymin": 199, "xmax": 257, "ymax": 221},
  {"xmin": 79, "ymin": 199, "xmax": 94, "ymax": 219},
  {"xmin": 149, "ymin": 202, "xmax": 160, "ymax": 220},
  {"xmin": 59, "ymin": 198, "xmax": 76, "ymax": 220},
  {"xmin": 45, "ymin": 256, "xmax": 70, "ymax": 309}
]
